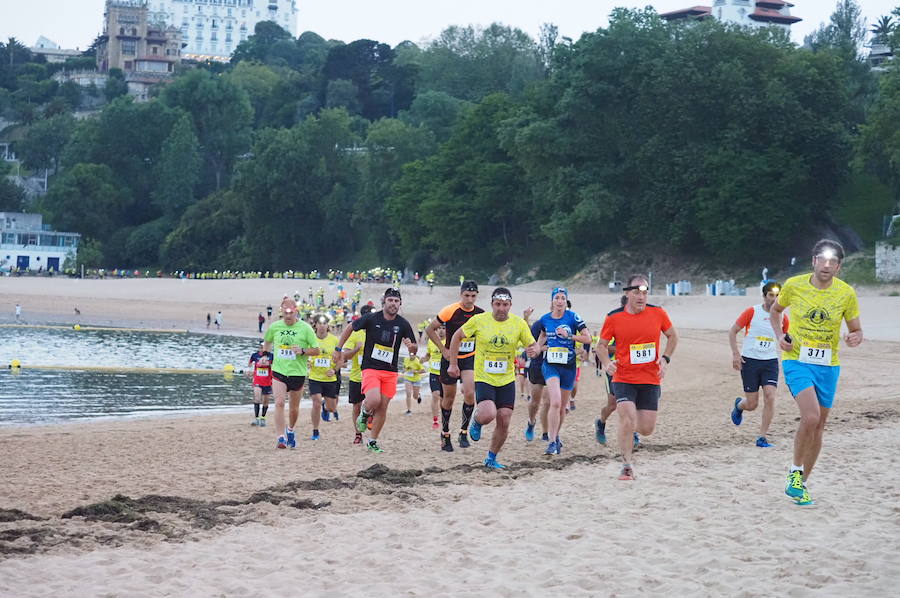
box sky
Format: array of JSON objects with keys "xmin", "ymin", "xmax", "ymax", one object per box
[{"xmin": 0, "ymin": 0, "xmax": 897, "ymax": 51}]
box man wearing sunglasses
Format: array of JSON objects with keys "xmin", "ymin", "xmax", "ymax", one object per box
[
  {"xmin": 597, "ymin": 275, "xmax": 678, "ymax": 480},
  {"xmin": 728, "ymin": 281, "xmax": 790, "ymax": 448},
  {"xmin": 769, "ymin": 239, "xmax": 863, "ymax": 506},
  {"xmin": 447, "ymin": 288, "xmax": 539, "ymax": 469},
  {"xmin": 262, "ymin": 298, "xmax": 321, "ymax": 450}
]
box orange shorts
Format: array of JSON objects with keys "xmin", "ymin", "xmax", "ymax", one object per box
[{"xmin": 362, "ymin": 369, "xmax": 399, "ymax": 398}]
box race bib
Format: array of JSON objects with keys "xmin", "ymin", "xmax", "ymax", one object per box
[
  {"xmin": 799, "ymin": 343, "xmax": 831, "ymax": 366},
  {"xmin": 459, "ymin": 339, "xmax": 475, "ymax": 353},
  {"xmin": 755, "ymin": 336, "xmax": 775, "ymax": 351},
  {"xmin": 630, "ymin": 343, "xmax": 656, "ymax": 364},
  {"xmin": 546, "ymin": 347, "xmax": 569, "ymax": 364},
  {"xmin": 313, "ymin": 357, "xmax": 330, "ymax": 368},
  {"xmin": 485, "ymin": 359, "xmax": 508, "ymax": 374},
  {"xmin": 277, "ymin": 346, "xmax": 296, "ymax": 360},
  {"xmin": 371, "ymin": 343, "xmax": 394, "ymax": 363},
  {"xmin": 255, "ymin": 368, "xmax": 269, "ymax": 377}
]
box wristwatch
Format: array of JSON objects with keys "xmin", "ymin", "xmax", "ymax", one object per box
[
  {"xmin": 300, "ymin": 348, "xmax": 305, "ymax": 356},
  {"xmin": 662, "ymin": 355, "xmax": 671, "ymax": 364}
]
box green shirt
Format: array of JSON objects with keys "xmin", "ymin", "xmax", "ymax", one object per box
[{"xmin": 264, "ymin": 319, "xmax": 319, "ymax": 376}]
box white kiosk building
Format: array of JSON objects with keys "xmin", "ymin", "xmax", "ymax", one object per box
[{"xmin": 0, "ymin": 213, "xmax": 80, "ymax": 273}]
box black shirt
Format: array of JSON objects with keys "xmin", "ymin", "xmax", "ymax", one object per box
[{"xmin": 351, "ymin": 310, "xmax": 417, "ymax": 372}]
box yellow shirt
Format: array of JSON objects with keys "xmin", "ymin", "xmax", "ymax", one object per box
[
  {"xmin": 461, "ymin": 313, "xmax": 535, "ymax": 386},
  {"xmin": 427, "ymin": 339, "xmax": 443, "ymax": 374},
  {"xmin": 344, "ymin": 329, "xmax": 367, "ymax": 383},
  {"xmin": 403, "ymin": 357, "xmax": 425, "ymax": 382},
  {"xmin": 778, "ymin": 273, "xmax": 860, "ymax": 367},
  {"xmin": 308, "ymin": 333, "xmax": 339, "ymax": 382}
]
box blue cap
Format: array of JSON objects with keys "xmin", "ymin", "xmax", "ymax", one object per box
[{"xmin": 551, "ymin": 287, "xmax": 568, "ymax": 299}]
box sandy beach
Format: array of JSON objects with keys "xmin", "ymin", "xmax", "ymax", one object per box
[{"xmin": 1, "ymin": 277, "xmax": 899, "ymax": 595}]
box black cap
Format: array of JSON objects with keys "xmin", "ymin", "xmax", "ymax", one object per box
[
  {"xmin": 461, "ymin": 280, "xmax": 479, "ymax": 292},
  {"xmin": 491, "ymin": 287, "xmax": 512, "ymax": 300},
  {"xmin": 384, "ymin": 287, "xmax": 402, "ymax": 299}
]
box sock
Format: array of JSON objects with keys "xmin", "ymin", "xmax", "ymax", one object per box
[
  {"xmin": 488, "ymin": 451, "xmax": 497, "ymax": 461},
  {"xmin": 254, "ymin": 403, "xmax": 260, "ymax": 417},
  {"xmin": 287, "ymin": 427, "xmax": 294, "ymax": 434},
  {"xmin": 461, "ymin": 403, "xmax": 475, "ymax": 433},
  {"xmin": 790, "ymin": 464, "xmax": 803, "ymax": 473},
  {"xmin": 441, "ymin": 407, "xmax": 452, "ymax": 434},
  {"xmin": 261, "ymin": 405, "xmax": 268, "ymax": 417}
]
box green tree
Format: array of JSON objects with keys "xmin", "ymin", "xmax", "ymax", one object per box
[
  {"xmin": 162, "ymin": 190, "xmax": 246, "ymax": 270},
  {"xmin": 39, "ymin": 163, "xmax": 129, "ymax": 240},
  {"xmin": 124, "ymin": 217, "xmax": 171, "ymax": 266},
  {"xmin": 103, "ymin": 68, "xmax": 128, "ymax": 101},
  {"xmin": 399, "ymin": 90, "xmax": 469, "ymax": 143},
  {"xmin": 857, "ymin": 65, "xmax": 900, "ymax": 211},
  {"xmin": 160, "ymin": 68, "xmax": 253, "ymax": 191},
  {"xmin": 17, "ymin": 113, "xmax": 76, "ymax": 174},
  {"xmin": 225, "ymin": 61, "xmax": 281, "ymax": 127},
  {"xmin": 151, "ymin": 113, "xmax": 201, "ymax": 215},
  {"xmin": 0, "ymin": 170, "xmax": 26, "ymax": 212}
]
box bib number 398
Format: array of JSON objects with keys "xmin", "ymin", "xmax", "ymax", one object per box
[
  {"xmin": 277, "ymin": 347, "xmax": 296, "ymax": 360},
  {"xmin": 799, "ymin": 344, "xmax": 831, "ymax": 366},
  {"xmin": 629, "ymin": 343, "xmax": 656, "ymax": 365}
]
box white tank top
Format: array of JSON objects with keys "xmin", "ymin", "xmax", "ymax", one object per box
[{"xmin": 740, "ymin": 304, "xmax": 779, "ymax": 360}]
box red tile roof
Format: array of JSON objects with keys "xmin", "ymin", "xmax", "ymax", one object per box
[
  {"xmin": 660, "ymin": 6, "xmax": 712, "ymax": 20},
  {"xmin": 749, "ymin": 7, "xmax": 802, "ymax": 24}
]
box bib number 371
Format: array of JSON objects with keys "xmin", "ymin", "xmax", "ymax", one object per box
[
  {"xmin": 629, "ymin": 343, "xmax": 656, "ymax": 365},
  {"xmin": 799, "ymin": 344, "xmax": 831, "ymax": 366},
  {"xmin": 372, "ymin": 344, "xmax": 394, "ymax": 363}
]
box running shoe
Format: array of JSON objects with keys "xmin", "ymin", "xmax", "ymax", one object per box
[
  {"xmin": 356, "ymin": 410, "xmax": 369, "ymax": 433},
  {"xmin": 367, "ymin": 440, "xmax": 384, "ymax": 453},
  {"xmin": 556, "ymin": 436, "xmax": 563, "ymax": 453},
  {"xmin": 618, "ymin": 464, "xmax": 635, "ymax": 481},
  {"xmin": 404, "ymin": 410, "xmax": 412, "ymax": 416},
  {"xmin": 793, "ymin": 488, "xmax": 814, "ymax": 506},
  {"xmin": 756, "ymin": 436, "xmax": 773, "ymax": 448},
  {"xmin": 417, "ymin": 397, "xmax": 422, "ymax": 404},
  {"xmin": 544, "ymin": 440, "xmax": 559, "ymax": 455},
  {"xmin": 259, "ymin": 417, "xmax": 267, "ymax": 427},
  {"xmin": 731, "ymin": 397, "xmax": 743, "ymax": 426},
  {"xmin": 541, "ymin": 432, "xmax": 549, "ymax": 442},
  {"xmin": 595, "ymin": 418, "xmax": 607, "ymax": 445},
  {"xmin": 333, "ymin": 411, "xmax": 339, "ymax": 421},
  {"xmin": 525, "ymin": 420, "xmax": 535, "ymax": 442},
  {"xmin": 785, "ymin": 470, "xmax": 805, "ymax": 498},
  {"xmin": 467, "ymin": 422, "xmax": 480, "ymax": 443},
  {"xmin": 321, "ymin": 407, "xmax": 331, "ymax": 422},
  {"xmin": 286, "ymin": 430, "xmax": 296, "ymax": 449},
  {"xmin": 276, "ymin": 436, "xmax": 287, "ymax": 449},
  {"xmin": 311, "ymin": 430, "xmax": 320, "ymax": 441},
  {"xmin": 569, "ymin": 402, "xmax": 576, "ymax": 411},
  {"xmin": 441, "ymin": 434, "xmax": 454, "ymax": 452},
  {"xmin": 633, "ymin": 432, "xmax": 640, "ymax": 448},
  {"xmin": 483, "ymin": 457, "xmax": 506, "ymax": 470},
  {"xmin": 353, "ymin": 432, "xmax": 362, "ymax": 445}
]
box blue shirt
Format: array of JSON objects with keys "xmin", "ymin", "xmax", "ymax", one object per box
[{"xmin": 537, "ymin": 310, "xmax": 586, "ymax": 367}]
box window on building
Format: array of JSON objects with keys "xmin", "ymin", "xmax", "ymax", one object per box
[
  {"xmin": 152, "ymin": 46, "xmax": 158, "ymax": 54},
  {"xmin": 122, "ymin": 40, "xmax": 137, "ymax": 55},
  {"xmin": 124, "ymin": 60, "xmax": 133, "ymax": 70}
]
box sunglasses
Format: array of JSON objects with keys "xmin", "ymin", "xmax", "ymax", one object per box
[{"xmin": 623, "ymin": 285, "xmax": 649, "ymax": 292}]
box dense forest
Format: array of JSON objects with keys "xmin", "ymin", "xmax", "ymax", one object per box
[{"xmin": 1, "ymin": 2, "xmax": 899, "ymax": 276}]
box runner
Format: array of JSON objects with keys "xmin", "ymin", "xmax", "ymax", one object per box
[
  {"xmin": 522, "ymin": 307, "xmax": 547, "ymax": 442},
  {"xmin": 515, "ymin": 350, "xmax": 529, "ymax": 403},
  {"xmin": 425, "ymin": 325, "xmax": 446, "ymax": 430},
  {"xmin": 403, "ymin": 352, "xmax": 426, "ymax": 415},
  {"xmin": 262, "ymin": 299, "xmax": 320, "ymax": 449},
  {"xmin": 534, "ymin": 288, "xmax": 592, "ymax": 455},
  {"xmin": 340, "ymin": 304, "xmax": 374, "ymax": 444},
  {"xmin": 770, "ymin": 240, "xmax": 863, "ymax": 506},
  {"xmin": 597, "ymin": 275, "xmax": 678, "ymax": 480},
  {"xmin": 247, "ymin": 341, "xmax": 273, "ymax": 427},
  {"xmin": 594, "ymin": 295, "xmax": 640, "ymax": 448},
  {"xmin": 448, "ymin": 287, "xmax": 539, "ymax": 469},
  {"xmin": 308, "ymin": 315, "xmax": 341, "ymax": 439},
  {"xmin": 728, "ymin": 281, "xmax": 790, "ymax": 447},
  {"xmin": 424, "ymin": 281, "xmax": 484, "ymax": 452},
  {"xmin": 334, "ymin": 288, "xmax": 417, "ymax": 453}
]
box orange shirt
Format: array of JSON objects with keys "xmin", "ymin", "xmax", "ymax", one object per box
[{"xmin": 600, "ymin": 305, "xmax": 673, "ymax": 385}]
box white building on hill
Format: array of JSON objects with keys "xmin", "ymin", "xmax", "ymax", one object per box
[
  {"xmin": 661, "ymin": 0, "xmax": 802, "ymax": 32},
  {"xmin": 0, "ymin": 213, "xmax": 80, "ymax": 273},
  {"xmin": 146, "ymin": 0, "xmax": 298, "ymax": 61}
]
